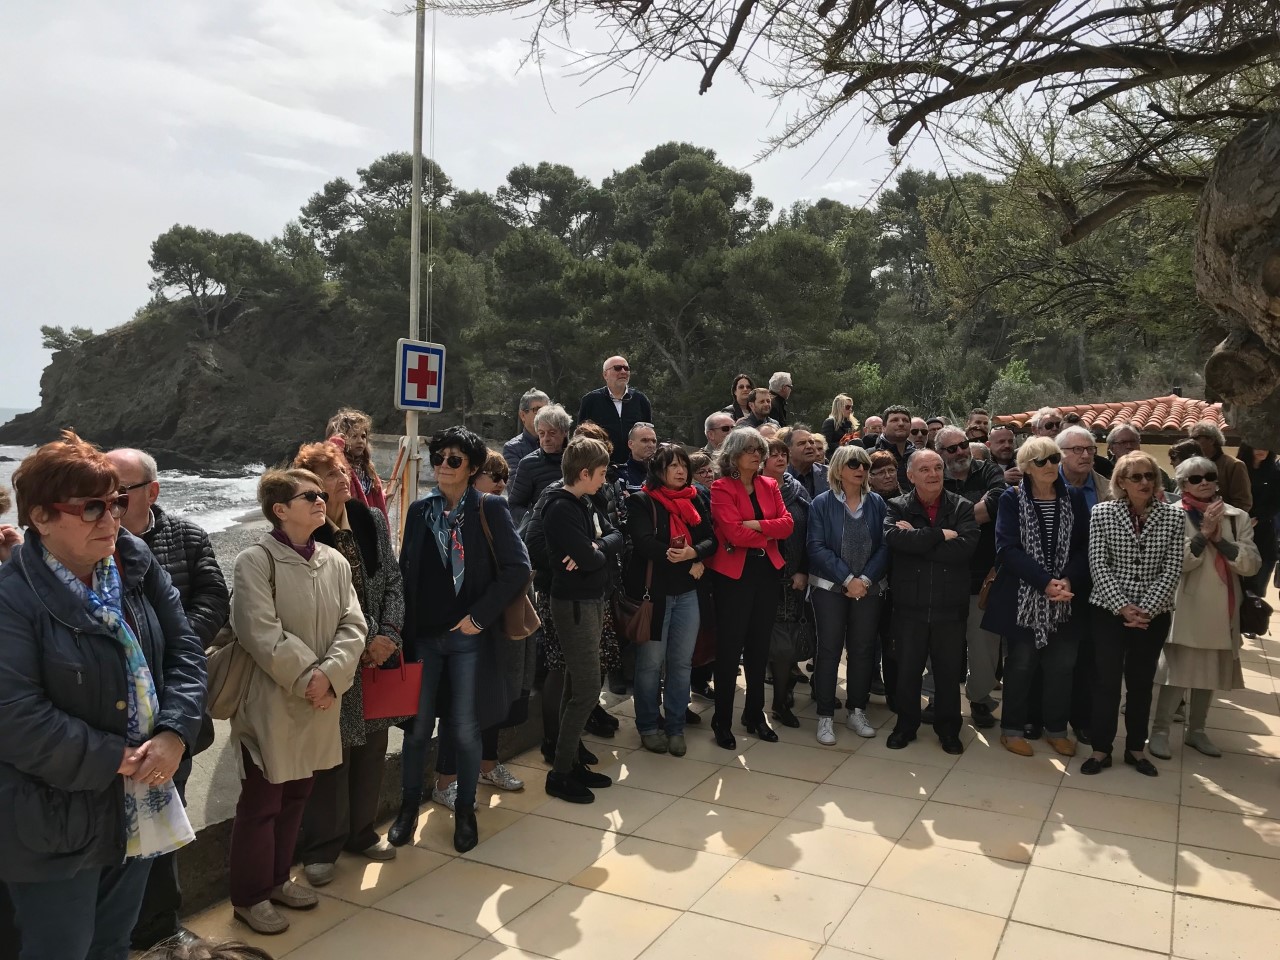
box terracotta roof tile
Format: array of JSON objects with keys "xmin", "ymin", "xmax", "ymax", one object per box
[{"xmin": 993, "ymin": 395, "xmax": 1229, "ymax": 436}]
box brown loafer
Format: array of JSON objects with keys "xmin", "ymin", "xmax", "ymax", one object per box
[
  {"xmin": 1000, "ymin": 735, "xmax": 1034, "ymax": 757},
  {"xmin": 1047, "ymin": 737, "xmax": 1077, "ymax": 757}
]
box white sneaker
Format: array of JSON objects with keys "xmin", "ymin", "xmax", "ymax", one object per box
[
  {"xmin": 432, "ymin": 780, "xmax": 458, "ymax": 811},
  {"xmin": 817, "ymin": 717, "xmax": 837, "ymax": 746},
  {"xmin": 480, "ymin": 763, "xmax": 525, "ymax": 791},
  {"xmin": 847, "ymin": 708, "xmax": 876, "ymax": 738}
]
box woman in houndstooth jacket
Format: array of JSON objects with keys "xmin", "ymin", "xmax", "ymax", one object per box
[{"xmin": 1083, "ymin": 452, "xmax": 1185, "ymax": 777}]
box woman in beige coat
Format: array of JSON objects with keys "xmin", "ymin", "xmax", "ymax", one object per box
[
  {"xmin": 229, "ymin": 469, "xmax": 366, "ymax": 935},
  {"xmin": 1149, "ymin": 456, "xmax": 1261, "ymax": 761}
]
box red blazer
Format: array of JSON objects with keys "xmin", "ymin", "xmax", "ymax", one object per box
[{"xmin": 706, "ymin": 474, "xmax": 793, "ymax": 579}]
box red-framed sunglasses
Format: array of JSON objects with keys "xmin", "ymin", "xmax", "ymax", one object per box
[{"xmin": 51, "ymin": 493, "xmax": 129, "ymax": 523}]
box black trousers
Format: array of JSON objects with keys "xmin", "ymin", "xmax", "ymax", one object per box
[
  {"xmin": 1090, "ymin": 607, "xmax": 1172, "ymax": 755},
  {"xmin": 878, "ymin": 597, "xmax": 898, "ymax": 713},
  {"xmin": 1000, "ymin": 625, "xmax": 1079, "ymax": 737},
  {"xmin": 129, "ymin": 759, "xmax": 191, "ymax": 947},
  {"xmin": 812, "ymin": 589, "xmax": 883, "ymax": 715},
  {"xmin": 712, "ymin": 555, "xmax": 781, "ymax": 729},
  {"xmin": 892, "ymin": 616, "xmax": 966, "ymax": 738},
  {"xmin": 299, "ymin": 729, "xmax": 390, "ymax": 865}
]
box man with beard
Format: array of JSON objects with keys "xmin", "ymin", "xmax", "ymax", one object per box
[
  {"xmin": 988, "ymin": 425, "xmax": 1021, "ymax": 485},
  {"xmin": 738, "ymin": 387, "xmax": 781, "ymax": 430}
]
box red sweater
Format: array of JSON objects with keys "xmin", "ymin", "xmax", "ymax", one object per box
[{"xmin": 705, "ymin": 475, "xmax": 793, "ymax": 579}]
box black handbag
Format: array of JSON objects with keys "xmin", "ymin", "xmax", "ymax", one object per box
[
  {"xmin": 1241, "ymin": 591, "xmax": 1273, "ymax": 637},
  {"xmin": 770, "ymin": 585, "xmax": 816, "ymax": 663}
]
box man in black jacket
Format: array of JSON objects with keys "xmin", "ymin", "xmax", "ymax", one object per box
[
  {"xmin": 884, "ymin": 450, "xmax": 980, "ymax": 755},
  {"xmin": 576, "ymin": 355, "xmax": 653, "ymax": 465},
  {"xmin": 107, "ymin": 448, "xmax": 229, "ymax": 952}
]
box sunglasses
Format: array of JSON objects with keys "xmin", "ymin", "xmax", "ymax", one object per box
[
  {"xmin": 289, "ymin": 490, "xmax": 329, "ymax": 504},
  {"xmin": 909, "ymin": 429, "xmax": 928, "ymax": 436},
  {"xmin": 1125, "ymin": 471, "xmax": 1158, "ymax": 484},
  {"xmin": 1041, "ymin": 422, "xmax": 1061, "ymax": 431},
  {"xmin": 119, "ymin": 480, "xmax": 152, "ymax": 494},
  {"xmin": 430, "ymin": 453, "xmax": 466, "ymax": 469},
  {"xmin": 940, "ymin": 441, "xmax": 970, "ymax": 454},
  {"xmin": 609, "ymin": 364, "xmax": 630, "ymax": 372},
  {"xmin": 1031, "ymin": 453, "xmax": 1063, "ymax": 467},
  {"xmin": 712, "ymin": 425, "xmax": 733, "ymax": 433},
  {"xmin": 1185, "ymin": 473, "xmax": 1218, "ymax": 485},
  {"xmin": 51, "ymin": 493, "xmax": 130, "ymax": 523}
]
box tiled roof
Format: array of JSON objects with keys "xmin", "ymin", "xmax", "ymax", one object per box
[{"xmin": 993, "ymin": 395, "xmax": 1229, "ymax": 434}]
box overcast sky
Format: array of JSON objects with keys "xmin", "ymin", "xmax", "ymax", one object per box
[{"xmin": 0, "ymin": 0, "xmax": 905, "ymax": 409}]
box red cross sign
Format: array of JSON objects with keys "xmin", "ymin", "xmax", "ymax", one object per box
[{"xmin": 395, "ymin": 339, "xmax": 446, "ymax": 412}]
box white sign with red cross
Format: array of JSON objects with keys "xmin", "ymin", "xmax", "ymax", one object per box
[{"xmin": 395, "ymin": 338, "xmax": 446, "ymax": 412}]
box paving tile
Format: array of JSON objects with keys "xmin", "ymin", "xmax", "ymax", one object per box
[
  {"xmin": 685, "ymin": 765, "xmax": 817, "ymax": 817},
  {"xmin": 1198, "ymin": 728, "xmax": 1280, "ymax": 759},
  {"xmin": 1173, "ymin": 892, "xmax": 1280, "ymax": 960},
  {"xmin": 455, "ymin": 944, "xmax": 551, "ymax": 960},
  {"xmin": 1031, "ymin": 822, "xmax": 1177, "ymax": 891},
  {"xmin": 372, "ymin": 858, "xmax": 558, "ymax": 938},
  {"xmin": 185, "ymin": 896, "xmax": 360, "ymax": 958},
  {"xmin": 995, "ymin": 922, "xmax": 1168, "ymax": 960},
  {"xmin": 409, "ymin": 803, "xmax": 527, "ymax": 855},
  {"xmin": 632, "ymin": 797, "xmax": 780, "ymax": 857},
  {"xmin": 929, "ymin": 769, "xmax": 1058, "ymax": 820},
  {"xmin": 464, "ymin": 814, "xmax": 619, "ymax": 881},
  {"xmin": 741, "ymin": 740, "xmax": 849, "ymax": 781},
  {"xmin": 305, "ymin": 844, "xmax": 451, "ymax": 907},
  {"xmin": 1180, "ymin": 752, "xmax": 1280, "ymax": 817},
  {"xmin": 570, "ymin": 836, "xmax": 738, "ymax": 909},
  {"xmin": 533, "ymin": 782, "xmax": 674, "ymax": 835},
  {"xmin": 950, "ymin": 739, "xmax": 1069, "ymax": 785},
  {"xmin": 638, "ymin": 912, "xmax": 821, "ymax": 960},
  {"xmin": 594, "ymin": 749, "xmax": 720, "ymax": 795},
  {"xmin": 769, "ymin": 716, "xmax": 869, "ymax": 752},
  {"xmin": 1176, "ymin": 844, "xmax": 1280, "ymax": 909},
  {"xmin": 814, "ymin": 948, "xmax": 877, "ymax": 960},
  {"xmin": 1048, "ymin": 786, "xmax": 1180, "ymax": 842},
  {"xmin": 690, "ymin": 859, "xmax": 863, "ymax": 943},
  {"xmin": 1012, "ymin": 865, "xmax": 1173, "ymax": 954},
  {"xmin": 1213, "ymin": 687, "xmax": 1280, "ymax": 716},
  {"xmin": 850, "ymin": 724, "xmax": 973, "ymax": 768},
  {"xmin": 746, "ymin": 817, "xmax": 897, "ymax": 884},
  {"xmin": 1062, "ymin": 755, "xmax": 1184, "ymax": 804},
  {"xmin": 825, "ymin": 754, "xmax": 948, "ymax": 799},
  {"xmin": 283, "ymin": 911, "xmax": 478, "ymax": 960},
  {"xmin": 669, "ymin": 730, "xmax": 758, "ymax": 766},
  {"xmin": 1206, "ymin": 707, "xmax": 1280, "ymax": 736},
  {"xmin": 1178, "ymin": 805, "xmax": 1280, "ymax": 860},
  {"xmin": 869, "ymin": 842, "xmax": 1025, "ymax": 917},
  {"xmin": 491, "ymin": 886, "xmax": 680, "ymax": 960},
  {"xmin": 829, "ymin": 887, "xmax": 1004, "ymax": 960},
  {"xmin": 901, "ymin": 800, "xmax": 1042, "ymax": 863},
  {"xmin": 789, "ymin": 783, "xmax": 924, "ymax": 839}
]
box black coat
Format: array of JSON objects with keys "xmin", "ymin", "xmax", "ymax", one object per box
[
  {"xmin": 542, "ymin": 488, "xmax": 625, "ymax": 601},
  {"xmin": 577, "ymin": 386, "xmax": 653, "ymax": 464},
  {"xmin": 0, "ymin": 529, "xmax": 206, "ymax": 882},
  {"xmin": 624, "ymin": 490, "xmax": 716, "ymax": 642},
  {"xmin": 884, "ymin": 490, "xmax": 980, "ymax": 623},
  {"xmin": 508, "ymin": 448, "xmax": 564, "ymax": 524},
  {"xmin": 141, "ymin": 504, "xmax": 229, "ymax": 646}
]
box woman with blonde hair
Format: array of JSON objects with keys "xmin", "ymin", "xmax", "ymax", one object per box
[
  {"xmin": 326, "ymin": 408, "xmax": 386, "ymax": 517},
  {"xmin": 820, "ymin": 395, "xmax": 858, "ymax": 457}
]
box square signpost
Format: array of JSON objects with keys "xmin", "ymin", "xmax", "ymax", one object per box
[{"xmin": 394, "ymin": 338, "xmax": 445, "ymax": 537}]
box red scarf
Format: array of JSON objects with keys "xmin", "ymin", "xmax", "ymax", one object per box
[
  {"xmin": 646, "ymin": 483, "xmax": 701, "ymax": 544},
  {"xmin": 1181, "ymin": 493, "xmax": 1235, "ymax": 616}
]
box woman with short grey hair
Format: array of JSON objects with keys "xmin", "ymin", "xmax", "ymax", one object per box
[
  {"xmin": 1148, "ymin": 456, "xmax": 1260, "ymax": 761},
  {"xmin": 717, "ymin": 426, "xmax": 769, "ymax": 479}
]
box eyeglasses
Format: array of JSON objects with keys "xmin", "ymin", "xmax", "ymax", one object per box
[
  {"xmin": 712, "ymin": 425, "xmax": 733, "ymax": 433},
  {"xmin": 940, "ymin": 441, "xmax": 970, "ymax": 454},
  {"xmin": 609, "ymin": 364, "xmax": 630, "ymax": 372},
  {"xmin": 1031, "ymin": 453, "xmax": 1063, "ymax": 467},
  {"xmin": 288, "ymin": 490, "xmax": 329, "ymax": 504},
  {"xmin": 1184, "ymin": 473, "xmax": 1218, "ymax": 485},
  {"xmin": 1125, "ymin": 471, "xmax": 1158, "ymax": 484},
  {"xmin": 1061, "ymin": 445, "xmax": 1097, "ymax": 456},
  {"xmin": 118, "ymin": 480, "xmax": 152, "ymax": 493},
  {"xmin": 909, "ymin": 429, "xmax": 928, "ymax": 437},
  {"xmin": 430, "ymin": 453, "xmax": 465, "ymax": 469},
  {"xmin": 51, "ymin": 494, "xmax": 129, "ymax": 522}
]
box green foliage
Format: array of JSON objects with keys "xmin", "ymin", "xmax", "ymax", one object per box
[
  {"xmin": 40, "ymin": 325, "xmax": 94, "ymax": 352},
  {"xmin": 147, "ymin": 225, "xmax": 275, "ymax": 336}
]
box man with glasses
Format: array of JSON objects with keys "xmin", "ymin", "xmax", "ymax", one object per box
[
  {"xmin": 105, "ymin": 448, "xmax": 228, "ymax": 953},
  {"xmin": 618, "ymin": 423, "xmax": 659, "ymax": 494},
  {"xmin": 503, "ymin": 388, "xmax": 549, "ymax": 474},
  {"xmin": 857, "ymin": 415, "xmax": 884, "ymax": 450},
  {"xmin": 576, "ymin": 355, "xmax": 653, "ymax": 465},
  {"xmin": 936, "ymin": 427, "xmax": 1006, "ymax": 730},
  {"xmin": 782, "ymin": 424, "xmax": 828, "ymax": 498},
  {"xmin": 1106, "ymin": 423, "xmax": 1174, "ymax": 496},
  {"xmin": 1056, "ymin": 426, "xmax": 1112, "ymax": 510},
  {"xmin": 875, "ymin": 405, "xmax": 917, "ymax": 490},
  {"xmin": 702, "ymin": 412, "xmax": 735, "ymax": 458},
  {"xmin": 768, "ymin": 372, "xmax": 794, "ymax": 426},
  {"xmin": 1029, "ymin": 407, "xmax": 1063, "ymax": 438}
]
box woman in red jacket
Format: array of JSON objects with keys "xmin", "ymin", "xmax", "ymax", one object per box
[{"xmin": 706, "ymin": 427, "xmax": 795, "ymax": 749}]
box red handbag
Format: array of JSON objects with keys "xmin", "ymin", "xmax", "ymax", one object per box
[{"xmin": 361, "ymin": 660, "xmax": 423, "ymax": 720}]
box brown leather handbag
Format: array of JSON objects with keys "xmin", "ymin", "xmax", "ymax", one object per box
[
  {"xmin": 479, "ymin": 495, "xmax": 541, "ymax": 640},
  {"xmin": 977, "ymin": 566, "xmax": 998, "ymax": 611},
  {"xmin": 614, "ymin": 496, "xmax": 658, "ymax": 645}
]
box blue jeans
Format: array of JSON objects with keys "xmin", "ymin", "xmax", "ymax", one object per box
[
  {"xmin": 633, "ymin": 590, "xmax": 701, "ymax": 736},
  {"xmin": 8, "ymin": 859, "xmax": 151, "ymax": 960},
  {"xmin": 401, "ymin": 630, "xmax": 481, "ymax": 808}
]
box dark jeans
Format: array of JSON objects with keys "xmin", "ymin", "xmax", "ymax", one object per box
[
  {"xmin": 300, "ymin": 728, "xmax": 390, "ymax": 865},
  {"xmin": 892, "ymin": 616, "xmax": 966, "ymax": 738},
  {"xmin": 878, "ymin": 597, "xmax": 898, "ymax": 713},
  {"xmin": 8, "ymin": 859, "xmax": 151, "ymax": 960},
  {"xmin": 1090, "ymin": 608, "xmax": 1172, "ymax": 755},
  {"xmin": 1243, "ymin": 516, "xmax": 1277, "ymax": 596},
  {"xmin": 1001, "ymin": 626, "xmax": 1079, "ymax": 738},
  {"xmin": 129, "ymin": 760, "xmax": 191, "ymax": 946},
  {"xmin": 401, "ymin": 629, "xmax": 481, "ymax": 808},
  {"xmin": 551, "ymin": 598, "xmax": 605, "ymax": 773},
  {"xmin": 230, "ymin": 747, "xmax": 314, "ymax": 908},
  {"xmin": 711, "ymin": 555, "xmax": 781, "ymax": 729},
  {"xmin": 438, "ymin": 725, "xmax": 500, "ymax": 771},
  {"xmin": 812, "ymin": 588, "xmax": 882, "ymax": 715}
]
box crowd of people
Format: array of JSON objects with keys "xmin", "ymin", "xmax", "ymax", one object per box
[{"xmin": 0, "ymin": 359, "xmax": 1277, "ymax": 958}]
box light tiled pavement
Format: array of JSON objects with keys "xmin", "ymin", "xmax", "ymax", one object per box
[{"xmin": 186, "ymin": 591, "xmax": 1280, "ymax": 960}]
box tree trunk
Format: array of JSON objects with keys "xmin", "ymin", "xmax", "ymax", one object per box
[{"xmin": 1194, "ymin": 113, "xmax": 1280, "ymax": 449}]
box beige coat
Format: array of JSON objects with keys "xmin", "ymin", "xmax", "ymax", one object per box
[{"xmin": 230, "ymin": 535, "xmax": 366, "ymax": 784}]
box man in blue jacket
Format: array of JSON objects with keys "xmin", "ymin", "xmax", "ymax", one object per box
[
  {"xmin": 783, "ymin": 425, "xmax": 829, "ymax": 499},
  {"xmin": 576, "ymin": 356, "xmax": 653, "ymax": 465}
]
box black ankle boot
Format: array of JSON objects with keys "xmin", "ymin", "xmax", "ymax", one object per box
[
  {"xmin": 453, "ymin": 802, "xmax": 478, "ymax": 853},
  {"xmin": 387, "ymin": 793, "xmax": 421, "ymax": 847}
]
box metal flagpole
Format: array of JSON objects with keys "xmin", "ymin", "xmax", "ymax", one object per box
[{"xmin": 400, "ymin": 0, "xmax": 426, "ymax": 545}]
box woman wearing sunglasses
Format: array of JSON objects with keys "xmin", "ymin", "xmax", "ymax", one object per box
[
  {"xmin": 227, "ymin": 469, "xmax": 366, "ymax": 934},
  {"xmin": 820, "ymin": 394, "xmax": 858, "ymax": 457},
  {"xmin": 389, "ymin": 428, "xmax": 532, "ymax": 851},
  {"xmin": 0, "ymin": 431, "xmax": 205, "ymax": 958},
  {"xmin": 1147, "ymin": 457, "xmax": 1260, "ymax": 761},
  {"xmin": 1083, "ymin": 452, "xmax": 1185, "ymax": 776},
  {"xmin": 983, "ymin": 438, "xmax": 1091, "ymax": 758}
]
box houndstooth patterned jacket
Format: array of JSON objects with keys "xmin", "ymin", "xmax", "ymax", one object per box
[{"xmin": 1088, "ymin": 498, "xmax": 1185, "ymax": 616}]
